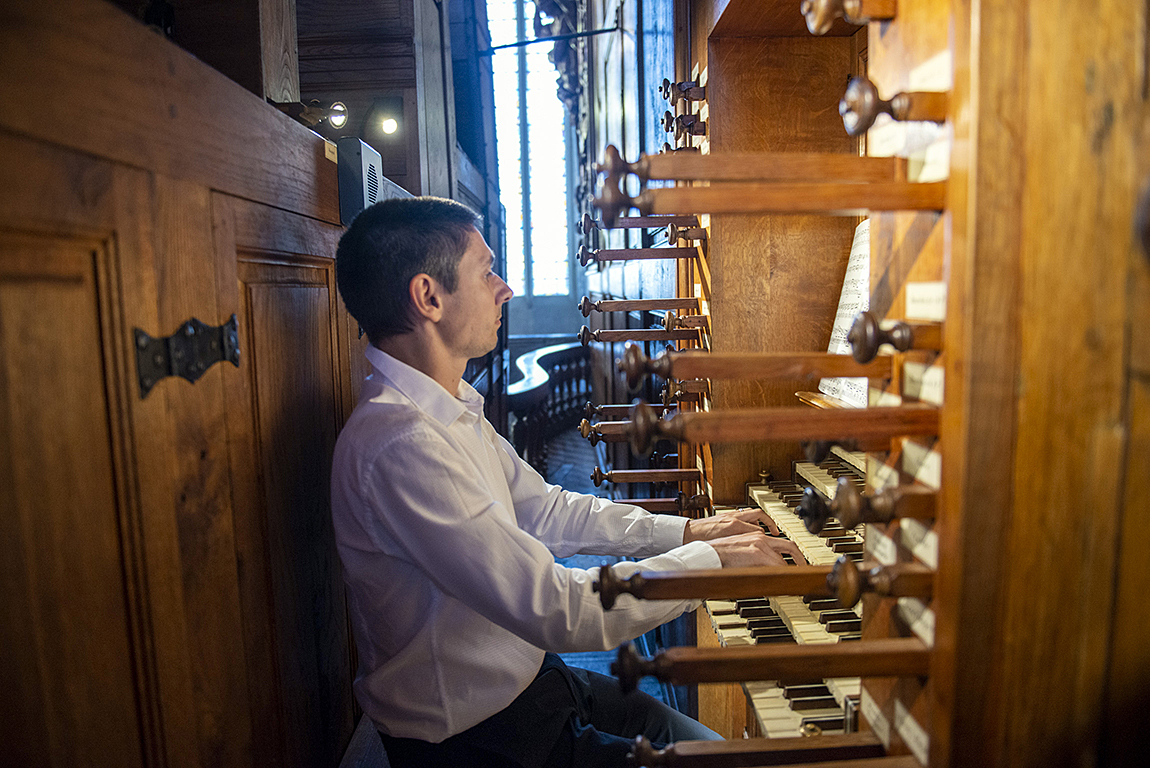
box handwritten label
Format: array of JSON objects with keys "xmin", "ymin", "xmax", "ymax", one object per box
[
  {"xmin": 861, "ymin": 690, "xmax": 891, "ymax": 746},
  {"xmin": 900, "ymin": 517, "xmax": 939, "ymax": 569},
  {"xmin": 905, "ymin": 282, "xmax": 947, "ymax": 321},
  {"xmin": 868, "ymin": 455, "xmax": 900, "ymax": 492},
  {"xmin": 894, "ymin": 699, "xmax": 931, "ymax": 766},
  {"xmin": 903, "ymin": 361, "xmax": 945, "ymax": 405},
  {"xmin": 820, "ymin": 220, "xmax": 870, "ymax": 408},
  {"xmin": 902, "ymin": 439, "xmax": 941, "ymax": 489},
  {"xmin": 324, "ymin": 140, "xmax": 338, "ymax": 163},
  {"xmin": 898, "ymin": 597, "xmax": 936, "ymax": 647},
  {"xmin": 868, "ymin": 526, "xmax": 898, "ymax": 565}
]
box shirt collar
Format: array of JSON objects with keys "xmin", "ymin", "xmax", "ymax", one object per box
[{"xmin": 365, "ymin": 345, "xmax": 483, "ymax": 426}]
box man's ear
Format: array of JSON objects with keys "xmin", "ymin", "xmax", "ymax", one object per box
[{"xmin": 408, "ymin": 273, "xmax": 443, "ymax": 322}]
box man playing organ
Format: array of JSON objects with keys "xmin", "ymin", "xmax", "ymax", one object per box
[{"xmin": 329, "ymin": 196, "xmax": 805, "ymax": 768}]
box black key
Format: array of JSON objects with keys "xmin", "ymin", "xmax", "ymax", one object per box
[
  {"xmin": 783, "ymin": 684, "xmax": 832, "ymax": 699},
  {"xmin": 818, "ymin": 611, "xmax": 860, "ymax": 624},
  {"xmin": 802, "ymin": 715, "xmax": 846, "ymax": 730},
  {"xmin": 826, "ymin": 618, "xmax": 863, "ymax": 633},
  {"xmin": 790, "ymin": 695, "xmax": 840, "ymax": 711}
]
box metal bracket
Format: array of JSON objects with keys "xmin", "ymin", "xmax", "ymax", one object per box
[{"xmin": 134, "ymin": 315, "xmax": 240, "ymax": 399}]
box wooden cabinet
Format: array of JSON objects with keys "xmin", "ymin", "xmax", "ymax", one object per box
[{"xmin": 0, "ymin": 2, "xmax": 364, "ymax": 765}]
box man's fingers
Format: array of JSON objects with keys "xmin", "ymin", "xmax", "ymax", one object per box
[
  {"xmin": 733, "ymin": 506, "xmax": 781, "ymax": 535},
  {"xmin": 767, "ymin": 537, "xmax": 807, "ymax": 564}
]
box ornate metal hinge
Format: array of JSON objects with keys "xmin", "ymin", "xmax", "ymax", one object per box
[{"xmin": 134, "ymin": 315, "xmax": 240, "ymax": 399}]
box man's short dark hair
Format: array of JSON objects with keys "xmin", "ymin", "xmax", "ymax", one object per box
[{"xmin": 336, "ymin": 196, "xmax": 480, "ymax": 341}]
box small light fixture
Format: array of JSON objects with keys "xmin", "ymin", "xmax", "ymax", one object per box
[
  {"xmin": 274, "ymin": 99, "xmax": 351, "ymax": 130},
  {"xmin": 381, "ymin": 117, "xmax": 398, "ymax": 135}
]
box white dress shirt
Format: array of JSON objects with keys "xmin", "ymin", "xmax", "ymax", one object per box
[{"xmin": 330, "ymin": 346, "xmax": 722, "ymax": 743}]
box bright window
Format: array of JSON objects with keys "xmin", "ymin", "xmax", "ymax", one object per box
[{"xmin": 490, "ymin": 0, "xmax": 570, "ymax": 297}]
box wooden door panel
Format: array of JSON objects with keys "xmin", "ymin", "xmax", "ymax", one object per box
[
  {"xmin": 214, "ymin": 193, "xmax": 353, "ymax": 768},
  {"xmin": 0, "ymin": 233, "xmax": 144, "ymax": 768}
]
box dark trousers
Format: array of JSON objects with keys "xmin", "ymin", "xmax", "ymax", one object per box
[{"xmin": 378, "ymin": 653, "xmax": 721, "ymax": 768}]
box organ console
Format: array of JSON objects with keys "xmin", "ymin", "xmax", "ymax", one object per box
[
  {"xmin": 575, "ymin": 2, "xmax": 1145, "ymax": 763},
  {"xmin": 838, "ymin": 77, "xmax": 949, "ymax": 137}
]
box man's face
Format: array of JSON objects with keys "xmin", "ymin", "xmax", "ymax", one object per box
[{"xmin": 439, "ymin": 228, "xmax": 513, "ymax": 360}]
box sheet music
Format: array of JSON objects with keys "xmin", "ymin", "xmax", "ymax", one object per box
[{"xmin": 819, "ymin": 220, "xmax": 870, "ymax": 408}]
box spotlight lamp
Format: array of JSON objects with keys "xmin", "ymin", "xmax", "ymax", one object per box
[
  {"xmin": 327, "ymin": 102, "xmax": 348, "ymax": 129},
  {"xmin": 275, "ymin": 99, "xmax": 350, "ymax": 129},
  {"xmin": 381, "ymin": 117, "xmax": 399, "ymax": 135}
]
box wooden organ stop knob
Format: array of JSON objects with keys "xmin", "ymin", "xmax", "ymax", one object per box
[
  {"xmin": 600, "ymin": 143, "xmax": 901, "ymax": 184},
  {"xmin": 578, "ymin": 244, "xmax": 698, "ymax": 267},
  {"xmin": 797, "ymin": 477, "xmax": 938, "ymax": 533},
  {"xmin": 667, "ymin": 223, "xmax": 707, "ymax": 243},
  {"xmin": 611, "ymin": 638, "xmax": 930, "ymax": 693},
  {"xmin": 579, "ymin": 296, "xmax": 700, "ymax": 317},
  {"xmin": 660, "ymin": 78, "xmax": 706, "ymax": 102},
  {"xmin": 618, "ymin": 345, "xmax": 894, "ymax": 389},
  {"xmin": 595, "ymin": 176, "xmax": 946, "ymax": 224},
  {"xmin": 593, "ymin": 558, "xmax": 933, "ymax": 609},
  {"xmin": 584, "ymin": 401, "xmax": 632, "ymax": 420},
  {"xmin": 661, "ymin": 379, "xmax": 708, "ymax": 408},
  {"xmin": 675, "ymin": 115, "xmax": 707, "ymax": 140},
  {"xmin": 627, "ymin": 733, "xmax": 893, "ymax": 768},
  {"xmin": 661, "ymin": 312, "xmax": 708, "ymax": 332},
  {"xmin": 578, "ymin": 326, "xmax": 698, "ymax": 347},
  {"xmin": 591, "ymin": 466, "xmax": 702, "ymax": 487},
  {"xmin": 580, "ymin": 211, "xmax": 699, "ymax": 235},
  {"xmin": 627, "ymin": 492, "xmax": 711, "ymax": 515},
  {"xmin": 801, "ymin": 0, "xmax": 898, "ymax": 35},
  {"xmin": 847, "ymin": 310, "xmax": 943, "ymax": 363},
  {"xmin": 839, "ymin": 76, "xmax": 949, "ymax": 137},
  {"xmin": 578, "ymin": 418, "xmax": 630, "ymax": 446},
  {"xmin": 627, "ymin": 400, "xmax": 938, "ymax": 455}
]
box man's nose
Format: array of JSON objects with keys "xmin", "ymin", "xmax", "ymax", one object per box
[{"xmin": 496, "ymin": 275, "xmax": 513, "ymax": 303}]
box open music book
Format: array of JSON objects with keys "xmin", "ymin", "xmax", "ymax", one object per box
[{"xmin": 819, "ymin": 219, "xmax": 870, "ymax": 408}]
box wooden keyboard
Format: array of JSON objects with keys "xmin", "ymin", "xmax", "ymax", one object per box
[{"xmin": 702, "ymin": 455, "xmax": 868, "ymax": 738}]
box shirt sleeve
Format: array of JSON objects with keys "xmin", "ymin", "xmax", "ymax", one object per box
[
  {"xmin": 485, "ymin": 423, "xmax": 691, "ymax": 559},
  {"xmin": 355, "ymin": 423, "xmax": 721, "ymax": 653}
]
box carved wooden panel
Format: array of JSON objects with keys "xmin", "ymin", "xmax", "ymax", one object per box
[
  {"xmin": 214, "ymin": 194, "xmax": 355, "ymax": 768},
  {"xmin": 0, "ymin": 231, "xmax": 145, "ymax": 768}
]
